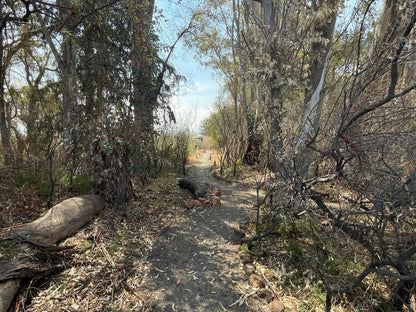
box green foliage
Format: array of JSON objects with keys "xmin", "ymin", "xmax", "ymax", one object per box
[
  {"xmin": 80, "ymin": 240, "xmax": 94, "ymax": 253},
  {"xmin": 58, "ymin": 283, "xmax": 68, "ymax": 292},
  {"xmin": 202, "ymin": 114, "xmax": 221, "ymax": 148},
  {"xmin": 202, "ymin": 98, "xmax": 247, "ymax": 176},
  {"xmin": 12, "ymin": 169, "xmax": 52, "ymax": 197},
  {"xmin": 106, "ymin": 243, "xmax": 120, "ymax": 254},
  {"xmin": 287, "ymin": 240, "xmax": 305, "ymax": 264},
  {"xmin": 0, "ymin": 239, "xmax": 14, "ymax": 252},
  {"xmin": 9, "ymin": 165, "xmax": 91, "ymax": 198},
  {"xmin": 239, "ymin": 243, "xmax": 250, "ymax": 253},
  {"xmin": 60, "ymin": 174, "xmax": 91, "ymax": 193},
  {"xmin": 154, "ymin": 125, "xmax": 191, "ymax": 175}
]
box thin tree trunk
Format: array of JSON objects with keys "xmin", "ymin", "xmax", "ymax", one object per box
[
  {"xmin": 294, "ymin": 0, "xmax": 338, "ymax": 179},
  {"xmin": 0, "ymin": 31, "xmax": 13, "ymax": 166},
  {"xmin": 61, "ymin": 33, "xmax": 77, "ymax": 145},
  {"xmin": 131, "ymin": 0, "xmax": 156, "ymax": 142},
  {"xmin": 40, "ymin": 2, "xmax": 77, "ymax": 149}
]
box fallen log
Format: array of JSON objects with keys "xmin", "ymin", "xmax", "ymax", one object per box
[
  {"xmin": 0, "ymin": 194, "xmax": 105, "ymax": 312},
  {"xmin": 178, "ymin": 178, "xmax": 207, "ymax": 199}
]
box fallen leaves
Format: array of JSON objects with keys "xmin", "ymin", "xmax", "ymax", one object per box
[
  {"xmin": 249, "ymin": 273, "xmax": 266, "ymax": 288},
  {"xmin": 16, "ymin": 176, "xmax": 187, "ymax": 311}
]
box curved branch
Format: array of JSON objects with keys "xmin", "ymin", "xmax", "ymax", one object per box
[{"xmin": 343, "ymin": 82, "xmax": 416, "ymax": 132}]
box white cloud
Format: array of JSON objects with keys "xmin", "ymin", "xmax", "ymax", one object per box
[
  {"xmin": 169, "ymin": 84, "xmax": 216, "ymax": 133},
  {"xmin": 167, "ymin": 73, "xmax": 219, "ymax": 133}
]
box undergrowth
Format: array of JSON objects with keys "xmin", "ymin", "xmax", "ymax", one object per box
[{"xmin": 248, "ymin": 204, "xmax": 396, "ymax": 312}]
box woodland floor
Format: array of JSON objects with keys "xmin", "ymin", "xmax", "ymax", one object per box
[
  {"xmin": 3, "ymin": 151, "xmax": 407, "ymax": 311},
  {"xmin": 2, "ymin": 151, "xmax": 279, "ymax": 312},
  {"xmin": 143, "ymin": 151, "xmax": 256, "ymax": 311}
]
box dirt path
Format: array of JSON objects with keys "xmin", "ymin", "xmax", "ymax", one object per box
[{"xmin": 146, "ymin": 151, "xmax": 258, "ymax": 312}]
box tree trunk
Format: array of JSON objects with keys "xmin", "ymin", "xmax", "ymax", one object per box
[
  {"xmin": 374, "ymin": 0, "xmax": 401, "ymax": 49},
  {"xmin": 294, "ymin": 0, "xmax": 338, "ymax": 179},
  {"xmin": 40, "ymin": 2, "xmax": 77, "ymax": 152},
  {"xmin": 264, "ymin": 0, "xmax": 276, "ymax": 35},
  {"xmin": 60, "ymin": 32, "xmax": 77, "ymax": 146},
  {"xmin": 0, "ymin": 195, "xmax": 105, "ymax": 311},
  {"xmin": 92, "ymin": 138, "xmax": 132, "ymax": 205},
  {"xmin": 0, "ymin": 31, "xmax": 13, "ymax": 166},
  {"xmin": 6, "ymin": 195, "xmax": 105, "ymax": 245},
  {"xmin": 131, "ymin": 0, "xmax": 156, "ymax": 142},
  {"xmin": 269, "ymin": 80, "xmax": 283, "ymax": 175},
  {"xmin": 0, "ymin": 280, "xmax": 21, "ymax": 312}
]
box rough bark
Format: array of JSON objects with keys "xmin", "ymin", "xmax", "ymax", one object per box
[
  {"xmin": 0, "ymin": 280, "xmax": 21, "ymax": 312},
  {"xmin": 131, "ymin": 0, "xmax": 156, "ymax": 141},
  {"xmin": 0, "ymin": 195, "xmax": 106, "ymax": 311},
  {"xmin": 6, "ymin": 195, "xmax": 105, "ymax": 245},
  {"xmin": 92, "ymin": 138, "xmax": 132, "ymax": 205},
  {"xmin": 374, "ymin": 0, "xmax": 402, "ymax": 49}
]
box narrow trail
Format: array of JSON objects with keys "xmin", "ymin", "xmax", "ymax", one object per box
[{"xmin": 146, "ymin": 151, "xmax": 258, "ymax": 312}]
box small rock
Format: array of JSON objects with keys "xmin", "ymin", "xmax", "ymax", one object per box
[
  {"xmin": 238, "ymin": 250, "xmax": 253, "ymax": 264},
  {"xmin": 211, "ymin": 196, "xmax": 221, "ymax": 207},
  {"xmin": 197, "ymin": 197, "xmax": 207, "ymax": 203},
  {"xmin": 244, "ymin": 263, "xmax": 256, "ymax": 275},
  {"xmin": 249, "ymin": 273, "xmax": 266, "ymax": 288},
  {"xmin": 268, "ymin": 299, "xmax": 285, "ymax": 312},
  {"xmin": 248, "ymin": 297, "xmax": 270, "ymax": 312}
]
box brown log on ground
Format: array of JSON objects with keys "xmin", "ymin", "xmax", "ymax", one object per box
[
  {"xmin": 178, "ymin": 178, "xmax": 207, "ymax": 199},
  {"xmin": 0, "ymin": 194, "xmax": 105, "ymax": 312}
]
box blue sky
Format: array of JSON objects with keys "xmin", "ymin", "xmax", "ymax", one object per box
[
  {"xmin": 155, "ymin": 0, "xmax": 219, "ymax": 133},
  {"xmin": 154, "ymin": 0, "xmax": 382, "ymax": 132}
]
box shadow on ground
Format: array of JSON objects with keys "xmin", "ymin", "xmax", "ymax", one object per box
[{"xmin": 145, "ymin": 151, "xmax": 257, "ymax": 312}]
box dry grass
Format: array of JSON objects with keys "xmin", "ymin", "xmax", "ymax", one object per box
[{"xmin": 187, "ymin": 148, "xmax": 205, "ymax": 163}]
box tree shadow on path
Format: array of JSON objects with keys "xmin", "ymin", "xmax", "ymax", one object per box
[{"xmin": 145, "ymin": 151, "xmax": 255, "ymax": 312}]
